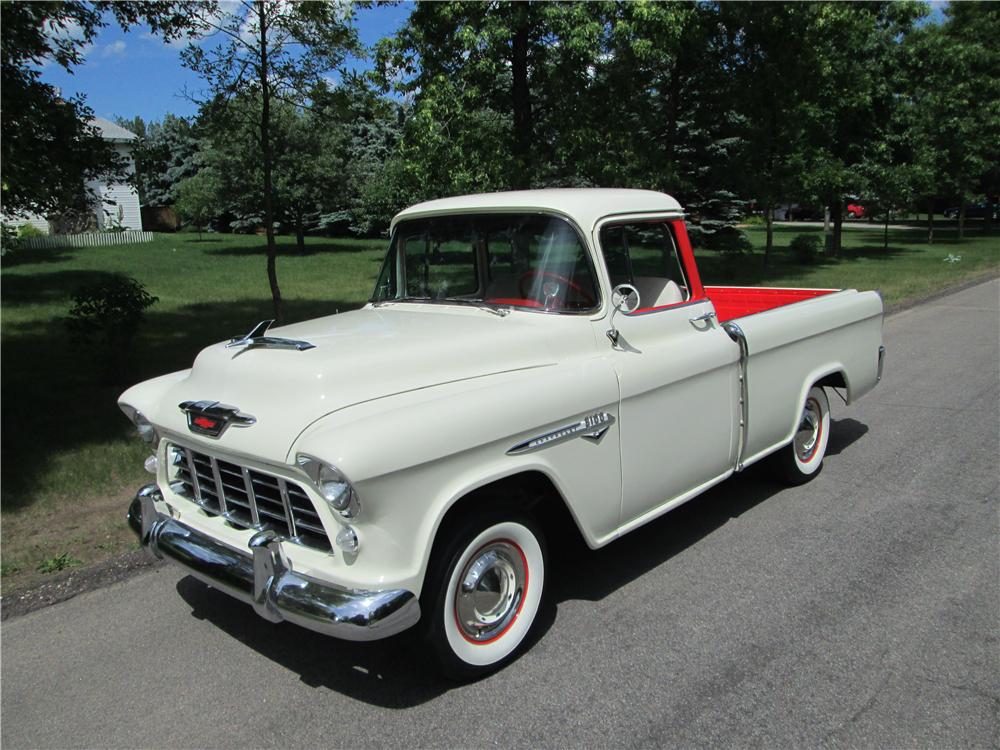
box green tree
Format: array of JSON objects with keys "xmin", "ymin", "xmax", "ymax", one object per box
[
  {"xmin": 181, "ymin": 1, "xmax": 360, "ymax": 321},
  {"xmin": 118, "ymin": 114, "xmax": 200, "ymax": 207},
  {"xmin": 377, "ymin": 2, "xmax": 620, "ymax": 193},
  {"xmin": 797, "ymin": 2, "xmax": 923, "ymax": 256},
  {"xmin": 1, "ymin": 1, "xmax": 197, "ymax": 218},
  {"xmin": 716, "ymin": 2, "xmax": 824, "ymax": 265},
  {"xmin": 173, "ymin": 166, "xmax": 219, "ymax": 240}
]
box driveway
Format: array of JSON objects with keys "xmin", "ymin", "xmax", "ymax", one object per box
[{"xmin": 2, "ymin": 279, "xmax": 998, "ymax": 748}]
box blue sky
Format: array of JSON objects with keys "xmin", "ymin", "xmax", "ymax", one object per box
[{"xmin": 39, "ymin": 3, "xmax": 414, "ymax": 124}]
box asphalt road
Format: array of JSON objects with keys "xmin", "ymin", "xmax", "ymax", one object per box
[{"xmin": 3, "ymin": 279, "xmax": 998, "ymax": 749}]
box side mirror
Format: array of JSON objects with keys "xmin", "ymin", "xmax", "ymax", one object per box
[
  {"xmin": 612, "ymin": 283, "xmax": 640, "ymax": 314},
  {"xmin": 607, "ymin": 283, "xmax": 640, "ymax": 346}
]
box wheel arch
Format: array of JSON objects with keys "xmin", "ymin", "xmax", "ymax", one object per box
[
  {"xmin": 422, "ymin": 467, "xmax": 590, "ymax": 593},
  {"xmin": 784, "ymin": 365, "xmax": 848, "ymax": 446}
]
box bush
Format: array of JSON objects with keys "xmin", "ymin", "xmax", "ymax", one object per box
[
  {"xmin": 707, "ymin": 225, "xmax": 753, "ymax": 255},
  {"xmin": 17, "ymin": 223, "xmax": 46, "ymax": 238},
  {"xmin": 65, "ymin": 275, "xmax": 158, "ymax": 383},
  {"xmin": 742, "ymin": 214, "xmax": 766, "ymax": 226},
  {"xmin": 0, "ymin": 222, "xmax": 17, "ymax": 257},
  {"xmin": 789, "ymin": 233, "xmax": 822, "ymax": 264}
]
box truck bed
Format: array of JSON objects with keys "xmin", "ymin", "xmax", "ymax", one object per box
[{"xmin": 704, "ymin": 286, "xmax": 838, "ymax": 323}]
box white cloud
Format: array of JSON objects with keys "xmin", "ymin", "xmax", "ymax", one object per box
[
  {"xmin": 101, "ymin": 40, "xmax": 127, "ymax": 58},
  {"xmin": 38, "ymin": 17, "xmax": 92, "ymax": 66}
]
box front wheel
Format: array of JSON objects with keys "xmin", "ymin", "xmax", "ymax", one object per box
[
  {"xmin": 771, "ymin": 385, "xmax": 831, "ymax": 485},
  {"xmin": 422, "ymin": 513, "xmax": 546, "ymax": 680}
]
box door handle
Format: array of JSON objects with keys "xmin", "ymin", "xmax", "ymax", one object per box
[{"xmin": 689, "ymin": 310, "xmax": 717, "ymax": 324}]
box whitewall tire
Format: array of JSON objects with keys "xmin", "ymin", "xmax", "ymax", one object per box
[
  {"xmin": 772, "ymin": 385, "xmax": 831, "ymax": 485},
  {"xmin": 423, "ymin": 513, "xmax": 545, "ymax": 679}
]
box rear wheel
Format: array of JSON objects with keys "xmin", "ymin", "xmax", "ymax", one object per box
[
  {"xmin": 422, "ymin": 511, "xmax": 546, "ymax": 680},
  {"xmin": 771, "ymin": 385, "xmax": 831, "ymax": 485}
]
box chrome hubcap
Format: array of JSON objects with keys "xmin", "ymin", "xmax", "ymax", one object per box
[
  {"xmin": 455, "ymin": 541, "xmax": 525, "ymax": 642},
  {"xmin": 795, "ymin": 398, "xmax": 821, "ymax": 461}
]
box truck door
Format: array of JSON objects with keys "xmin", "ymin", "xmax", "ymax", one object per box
[{"xmin": 595, "ymin": 219, "xmax": 740, "ymax": 528}]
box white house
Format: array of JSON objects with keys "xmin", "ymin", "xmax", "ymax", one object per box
[{"xmin": 14, "ymin": 117, "xmax": 143, "ymax": 233}]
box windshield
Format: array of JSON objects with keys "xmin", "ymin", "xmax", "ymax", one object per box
[{"xmin": 371, "ymin": 213, "xmax": 600, "ymax": 313}]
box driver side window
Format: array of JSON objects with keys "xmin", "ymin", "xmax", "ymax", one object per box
[{"xmin": 599, "ymin": 222, "xmax": 689, "ymax": 310}]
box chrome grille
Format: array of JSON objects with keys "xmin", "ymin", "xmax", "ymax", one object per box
[{"xmin": 171, "ymin": 444, "xmax": 331, "ymax": 552}]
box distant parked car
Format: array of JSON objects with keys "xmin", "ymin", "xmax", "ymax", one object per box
[
  {"xmin": 943, "ymin": 202, "xmax": 997, "ymax": 220},
  {"xmin": 846, "ymin": 202, "xmax": 867, "ymax": 219}
]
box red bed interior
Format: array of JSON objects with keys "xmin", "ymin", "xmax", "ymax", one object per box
[{"xmin": 704, "ymin": 286, "xmax": 837, "ymax": 323}]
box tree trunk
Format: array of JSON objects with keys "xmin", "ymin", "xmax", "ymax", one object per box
[
  {"xmin": 258, "ymin": 1, "xmax": 283, "ymax": 323},
  {"xmin": 663, "ymin": 60, "xmax": 681, "ymax": 185},
  {"xmin": 927, "ymin": 197, "xmax": 934, "ymax": 245},
  {"xmin": 510, "ymin": 3, "xmax": 532, "ymax": 190},
  {"xmin": 764, "ymin": 208, "xmax": 774, "ymax": 267},
  {"xmin": 958, "ymin": 196, "xmax": 966, "ymax": 240},
  {"xmin": 295, "ymin": 213, "xmax": 305, "ymax": 254},
  {"xmin": 883, "ymin": 210, "xmax": 889, "ymax": 250},
  {"xmin": 830, "ymin": 199, "xmax": 843, "ymax": 257}
]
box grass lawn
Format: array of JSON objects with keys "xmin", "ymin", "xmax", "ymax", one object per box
[{"xmin": 1, "ymin": 224, "xmax": 997, "ymax": 589}]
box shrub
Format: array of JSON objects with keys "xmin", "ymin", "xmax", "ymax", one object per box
[
  {"xmin": 742, "ymin": 214, "xmax": 766, "ymax": 226},
  {"xmin": 17, "ymin": 223, "xmax": 46, "ymax": 238},
  {"xmin": 708, "ymin": 225, "xmax": 753, "ymax": 255},
  {"xmin": 65, "ymin": 275, "xmax": 158, "ymax": 383},
  {"xmin": 789, "ymin": 233, "xmax": 822, "ymax": 264},
  {"xmin": 0, "ymin": 222, "xmax": 17, "ymax": 257}
]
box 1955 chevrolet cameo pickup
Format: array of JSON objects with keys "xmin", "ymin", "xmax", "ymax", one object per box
[{"xmin": 121, "ymin": 189, "xmax": 886, "ymax": 677}]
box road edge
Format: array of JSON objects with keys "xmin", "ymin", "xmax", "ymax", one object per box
[
  {"xmin": 2, "ymin": 270, "xmax": 997, "ymax": 622},
  {"xmin": 1, "ymin": 549, "xmax": 163, "ymax": 621}
]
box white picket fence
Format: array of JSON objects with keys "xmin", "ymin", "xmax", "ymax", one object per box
[{"xmin": 11, "ymin": 230, "xmax": 155, "ymax": 250}]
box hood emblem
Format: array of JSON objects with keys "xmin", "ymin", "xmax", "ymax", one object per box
[
  {"xmin": 227, "ymin": 320, "xmax": 316, "ymax": 352},
  {"xmin": 179, "ymin": 401, "xmax": 257, "ymax": 438}
]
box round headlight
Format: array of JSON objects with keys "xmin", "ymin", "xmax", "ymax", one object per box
[
  {"xmin": 121, "ymin": 404, "xmax": 159, "ymax": 446},
  {"xmin": 134, "ymin": 412, "xmax": 157, "ymax": 445},
  {"xmin": 296, "ymin": 454, "xmax": 361, "ymax": 519}
]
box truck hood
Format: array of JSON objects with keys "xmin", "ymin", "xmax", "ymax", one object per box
[{"xmin": 143, "ymin": 305, "xmax": 589, "ymax": 463}]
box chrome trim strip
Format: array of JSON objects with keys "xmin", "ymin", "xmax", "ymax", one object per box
[
  {"xmin": 723, "ymin": 321, "xmax": 750, "ymax": 472},
  {"xmin": 877, "ymin": 345, "xmax": 886, "ymax": 383},
  {"xmin": 507, "ymin": 412, "xmax": 615, "ymax": 455},
  {"xmin": 277, "ymin": 478, "xmax": 297, "ymax": 539},
  {"xmin": 627, "ymin": 297, "xmax": 706, "ymax": 317},
  {"xmin": 127, "ymin": 487, "xmax": 421, "ymax": 642},
  {"xmin": 183, "ymin": 447, "xmax": 203, "ymax": 504},
  {"xmin": 210, "ymin": 455, "xmax": 228, "ymax": 517},
  {"xmin": 241, "ymin": 467, "xmax": 261, "ymax": 527}
]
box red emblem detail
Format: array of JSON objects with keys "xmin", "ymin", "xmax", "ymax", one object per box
[{"xmin": 193, "ymin": 416, "xmax": 218, "ymax": 430}]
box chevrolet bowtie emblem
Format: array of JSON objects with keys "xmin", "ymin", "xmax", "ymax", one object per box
[{"xmin": 179, "ymin": 401, "xmax": 256, "ymax": 438}]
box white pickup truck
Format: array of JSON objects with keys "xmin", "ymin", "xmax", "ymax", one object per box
[{"xmin": 121, "ymin": 189, "xmax": 885, "ymax": 678}]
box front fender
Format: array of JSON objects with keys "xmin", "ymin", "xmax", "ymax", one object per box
[{"xmin": 291, "ymin": 358, "xmax": 621, "ymax": 598}]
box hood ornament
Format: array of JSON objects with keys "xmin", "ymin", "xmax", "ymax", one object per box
[
  {"xmin": 227, "ymin": 320, "xmax": 315, "ymax": 352},
  {"xmin": 179, "ymin": 401, "xmax": 256, "ymax": 438}
]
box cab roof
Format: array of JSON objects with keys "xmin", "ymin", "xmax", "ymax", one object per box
[{"xmin": 391, "ymin": 188, "xmax": 684, "ymax": 233}]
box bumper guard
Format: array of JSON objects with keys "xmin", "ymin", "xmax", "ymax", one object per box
[{"xmin": 128, "ymin": 485, "xmax": 420, "ymax": 641}]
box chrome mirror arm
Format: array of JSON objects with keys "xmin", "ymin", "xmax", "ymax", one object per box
[{"xmin": 607, "ymin": 284, "xmax": 640, "ymax": 347}]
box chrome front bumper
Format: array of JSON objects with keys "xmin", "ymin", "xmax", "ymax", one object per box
[{"xmin": 127, "ymin": 485, "xmax": 420, "ymax": 641}]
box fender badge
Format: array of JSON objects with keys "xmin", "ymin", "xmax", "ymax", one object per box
[
  {"xmin": 179, "ymin": 401, "xmax": 256, "ymax": 438},
  {"xmin": 507, "ymin": 412, "xmax": 615, "ymax": 455}
]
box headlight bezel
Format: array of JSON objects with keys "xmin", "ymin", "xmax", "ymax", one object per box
[
  {"xmin": 295, "ymin": 453, "xmax": 361, "ymax": 520},
  {"xmin": 120, "ymin": 403, "xmax": 160, "ymax": 447}
]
